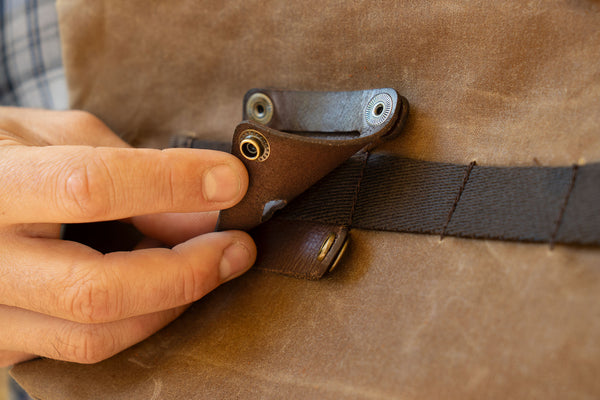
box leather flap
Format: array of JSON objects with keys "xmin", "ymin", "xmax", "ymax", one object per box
[{"xmin": 217, "ymin": 89, "xmax": 408, "ymax": 231}]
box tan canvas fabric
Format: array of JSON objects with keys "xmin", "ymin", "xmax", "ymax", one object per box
[
  {"xmin": 0, "ymin": 369, "xmax": 7, "ymax": 400},
  {"xmin": 11, "ymin": 1, "xmax": 600, "ymax": 399}
]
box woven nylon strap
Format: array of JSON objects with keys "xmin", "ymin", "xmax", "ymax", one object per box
[
  {"xmin": 172, "ymin": 136, "xmax": 600, "ymax": 247},
  {"xmin": 275, "ymin": 153, "xmax": 599, "ymax": 246}
]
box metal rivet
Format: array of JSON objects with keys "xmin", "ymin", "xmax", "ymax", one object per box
[
  {"xmin": 246, "ymin": 93, "xmax": 274, "ymax": 124},
  {"xmin": 317, "ymin": 233, "xmax": 336, "ymax": 261},
  {"xmin": 239, "ymin": 129, "xmax": 270, "ymax": 162},
  {"xmin": 328, "ymin": 237, "xmax": 350, "ymax": 273},
  {"xmin": 365, "ymin": 93, "xmax": 393, "ymax": 127},
  {"xmin": 240, "ymin": 137, "xmax": 262, "ymax": 160}
]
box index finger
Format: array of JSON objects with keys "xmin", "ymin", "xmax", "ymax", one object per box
[{"xmin": 0, "ymin": 145, "xmax": 247, "ymax": 224}]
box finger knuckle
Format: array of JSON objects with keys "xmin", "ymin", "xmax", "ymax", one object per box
[
  {"xmin": 58, "ymin": 324, "xmax": 118, "ymax": 364},
  {"xmin": 176, "ymin": 251, "xmax": 219, "ymax": 304},
  {"xmin": 63, "ymin": 269, "xmax": 121, "ymax": 324},
  {"xmin": 180, "ymin": 263, "xmax": 198, "ymax": 304},
  {"xmin": 58, "ymin": 152, "xmax": 114, "ymax": 220}
]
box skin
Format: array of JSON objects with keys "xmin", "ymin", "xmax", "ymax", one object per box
[{"xmin": 0, "ymin": 107, "xmax": 256, "ymax": 366}]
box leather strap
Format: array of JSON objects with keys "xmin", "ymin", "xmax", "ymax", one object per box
[
  {"xmin": 170, "ymin": 88, "xmax": 599, "ymax": 279},
  {"xmin": 217, "ymin": 88, "xmax": 409, "ymax": 231},
  {"xmin": 250, "ymin": 220, "xmax": 349, "ymax": 280}
]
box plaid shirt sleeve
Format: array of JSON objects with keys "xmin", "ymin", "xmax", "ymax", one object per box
[
  {"xmin": 0, "ymin": 0, "xmax": 67, "ymax": 109},
  {"xmin": 1, "ymin": 2, "xmax": 67, "ymax": 398}
]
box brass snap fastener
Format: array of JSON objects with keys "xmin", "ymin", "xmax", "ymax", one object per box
[
  {"xmin": 317, "ymin": 233, "xmax": 350, "ymax": 273},
  {"xmin": 328, "ymin": 237, "xmax": 350, "ymax": 273},
  {"xmin": 246, "ymin": 93, "xmax": 274, "ymax": 124},
  {"xmin": 239, "ymin": 129, "xmax": 270, "ymax": 162},
  {"xmin": 365, "ymin": 93, "xmax": 393, "ymax": 126},
  {"xmin": 317, "ymin": 233, "xmax": 337, "ymax": 261}
]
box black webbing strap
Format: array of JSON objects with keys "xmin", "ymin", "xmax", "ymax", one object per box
[
  {"xmin": 174, "ymin": 135, "xmax": 600, "ymax": 246},
  {"xmin": 277, "ymin": 153, "xmax": 600, "ymax": 246}
]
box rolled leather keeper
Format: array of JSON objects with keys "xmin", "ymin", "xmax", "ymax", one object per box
[
  {"xmin": 217, "ymin": 88, "xmax": 409, "ymax": 231},
  {"xmin": 250, "ymin": 218, "xmax": 350, "ymax": 280},
  {"xmin": 242, "ymin": 88, "xmax": 406, "ymax": 143}
]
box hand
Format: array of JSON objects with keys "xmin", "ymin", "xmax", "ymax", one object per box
[{"xmin": 0, "ymin": 107, "xmax": 256, "ymax": 366}]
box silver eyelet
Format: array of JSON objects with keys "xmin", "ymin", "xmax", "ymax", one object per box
[
  {"xmin": 365, "ymin": 93, "xmax": 393, "ymax": 127},
  {"xmin": 246, "ymin": 93, "xmax": 274, "ymax": 124}
]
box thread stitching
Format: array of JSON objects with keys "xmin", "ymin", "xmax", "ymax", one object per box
[
  {"xmin": 441, "ymin": 161, "xmax": 476, "ymax": 240},
  {"xmin": 550, "ymin": 164, "xmax": 579, "ymax": 249},
  {"xmin": 347, "ymin": 150, "xmax": 370, "ymax": 227}
]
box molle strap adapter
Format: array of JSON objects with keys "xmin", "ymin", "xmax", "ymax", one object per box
[{"xmin": 216, "ymin": 88, "xmax": 409, "ymax": 232}]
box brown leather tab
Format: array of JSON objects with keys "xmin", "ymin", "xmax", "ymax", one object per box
[
  {"xmin": 250, "ymin": 219, "xmax": 350, "ymax": 280},
  {"xmin": 217, "ymin": 89, "xmax": 409, "ymax": 231}
]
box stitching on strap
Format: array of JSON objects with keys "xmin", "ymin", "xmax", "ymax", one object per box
[
  {"xmin": 440, "ymin": 161, "xmax": 476, "ymax": 240},
  {"xmin": 347, "ymin": 150, "xmax": 370, "ymax": 227},
  {"xmin": 550, "ymin": 164, "xmax": 579, "ymax": 249}
]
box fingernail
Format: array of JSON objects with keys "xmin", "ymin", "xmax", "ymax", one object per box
[
  {"xmin": 219, "ymin": 242, "xmax": 251, "ymax": 280},
  {"xmin": 203, "ymin": 164, "xmax": 241, "ymax": 202}
]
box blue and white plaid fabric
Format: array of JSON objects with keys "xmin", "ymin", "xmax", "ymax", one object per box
[
  {"xmin": 9, "ymin": 374, "xmax": 31, "ymax": 400},
  {"xmin": 2, "ymin": 1, "xmax": 66, "ymax": 397},
  {"xmin": 0, "ymin": 0, "xmax": 67, "ymax": 109}
]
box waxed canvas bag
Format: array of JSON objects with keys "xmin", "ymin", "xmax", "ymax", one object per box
[{"xmin": 11, "ymin": 1, "xmax": 600, "ymax": 398}]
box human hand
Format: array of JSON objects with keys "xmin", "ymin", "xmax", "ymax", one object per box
[{"xmin": 0, "ymin": 107, "xmax": 255, "ymax": 366}]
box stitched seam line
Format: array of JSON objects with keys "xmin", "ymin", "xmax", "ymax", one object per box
[
  {"xmin": 346, "ymin": 150, "xmax": 370, "ymax": 227},
  {"xmin": 441, "ymin": 161, "xmax": 476, "ymax": 240},
  {"xmin": 550, "ymin": 164, "xmax": 579, "ymax": 249}
]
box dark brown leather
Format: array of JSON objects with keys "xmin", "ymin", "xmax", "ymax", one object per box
[
  {"xmin": 217, "ymin": 89, "xmax": 409, "ymax": 231},
  {"xmin": 250, "ymin": 219, "xmax": 349, "ymax": 280},
  {"xmin": 242, "ymin": 89, "xmax": 406, "ymax": 143},
  {"xmin": 215, "ymin": 89, "xmax": 407, "ymax": 279}
]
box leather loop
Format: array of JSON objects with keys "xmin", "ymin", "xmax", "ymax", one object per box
[
  {"xmin": 216, "ymin": 88, "xmax": 409, "ymax": 231},
  {"xmin": 250, "ymin": 219, "xmax": 350, "ymax": 280}
]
